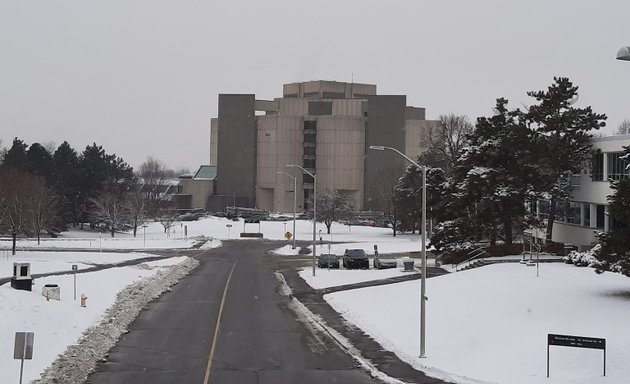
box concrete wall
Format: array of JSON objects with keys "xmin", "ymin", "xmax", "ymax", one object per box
[
  {"xmin": 209, "ymin": 118, "xmax": 218, "ymax": 166},
  {"xmin": 283, "ymin": 81, "xmax": 376, "ymax": 98},
  {"xmin": 216, "ymin": 94, "xmax": 257, "ymax": 207},
  {"xmin": 332, "ymin": 99, "xmax": 364, "ymax": 117},
  {"xmin": 279, "ymin": 98, "xmax": 309, "ymax": 116},
  {"xmin": 551, "ymin": 135, "xmax": 630, "ymax": 247},
  {"xmin": 364, "ymin": 95, "xmax": 407, "ymax": 211},
  {"xmin": 405, "ymin": 120, "xmax": 437, "ymax": 161},
  {"xmin": 255, "ymin": 115, "xmax": 304, "ymax": 211},
  {"xmin": 180, "ymin": 179, "xmax": 215, "ymax": 210},
  {"xmin": 316, "ymin": 116, "xmax": 365, "ymax": 209}
]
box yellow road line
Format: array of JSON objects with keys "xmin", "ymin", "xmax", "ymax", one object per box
[{"xmin": 203, "ymin": 261, "xmax": 237, "ymax": 384}]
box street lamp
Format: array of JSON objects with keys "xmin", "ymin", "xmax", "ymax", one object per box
[
  {"xmin": 287, "ymin": 164, "xmax": 317, "ymax": 276},
  {"xmin": 616, "ymin": 46, "xmax": 630, "ymax": 61},
  {"xmin": 369, "ymin": 145, "xmax": 428, "ymax": 358},
  {"xmin": 276, "ymin": 171, "xmax": 298, "ymax": 250}
]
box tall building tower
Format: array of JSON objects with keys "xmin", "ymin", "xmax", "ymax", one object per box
[{"xmin": 209, "ymin": 80, "xmax": 438, "ymax": 213}]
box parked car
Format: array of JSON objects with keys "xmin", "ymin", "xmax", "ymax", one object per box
[
  {"xmin": 373, "ymin": 253, "xmax": 397, "ymax": 269},
  {"xmin": 342, "ymin": 249, "xmax": 369, "ymax": 269},
  {"xmin": 317, "ymin": 254, "xmax": 340, "ymax": 269}
]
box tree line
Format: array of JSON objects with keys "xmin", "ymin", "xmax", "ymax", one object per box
[{"xmin": 0, "ymin": 138, "xmax": 178, "ymax": 253}]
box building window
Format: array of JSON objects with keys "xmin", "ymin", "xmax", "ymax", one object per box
[
  {"xmin": 583, "ymin": 203, "xmax": 590, "ymax": 227},
  {"xmin": 538, "ymin": 200, "xmax": 550, "ymax": 220},
  {"xmin": 591, "ymin": 152, "xmax": 603, "ymax": 181},
  {"xmin": 303, "ymin": 159, "xmax": 316, "ymax": 169},
  {"xmin": 567, "ymin": 202, "xmax": 581, "ymax": 225},
  {"xmin": 303, "ymin": 146, "xmax": 316, "ymax": 156},
  {"xmin": 607, "ymin": 152, "xmax": 630, "ymax": 180},
  {"xmin": 308, "ymin": 101, "xmax": 332, "ymax": 116},
  {"xmin": 596, "ymin": 205, "xmax": 605, "ymax": 229},
  {"xmin": 304, "ymin": 133, "xmax": 316, "ymax": 143},
  {"xmin": 554, "ymin": 201, "xmax": 567, "ymax": 223},
  {"xmin": 304, "ymin": 121, "xmax": 316, "ymax": 131},
  {"xmin": 303, "ymin": 173, "xmax": 314, "ymax": 184}
]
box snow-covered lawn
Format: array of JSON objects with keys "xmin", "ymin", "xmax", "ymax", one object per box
[
  {"xmin": 0, "ymin": 216, "xmax": 425, "ymax": 253},
  {"xmin": 314, "ymin": 263, "xmax": 630, "ymax": 384},
  {"xmin": 0, "ymin": 251, "xmax": 165, "ymax": 278},
  {"xmin": 1, "ymin": 255, "xmax": 191, "ymax": 383},
  {"xmin": 299, "ymin": 267, "xmax": 419, "ymax": 289}
]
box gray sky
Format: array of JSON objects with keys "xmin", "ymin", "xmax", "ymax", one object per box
[{"xmin": 1, "ymin": 0, "xmax": 629, "ymax": 171}]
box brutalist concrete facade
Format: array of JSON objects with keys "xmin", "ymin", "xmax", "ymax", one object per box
[{"xmin": 210, "ymin": 81, "xmax": 438, "ymax": 213}]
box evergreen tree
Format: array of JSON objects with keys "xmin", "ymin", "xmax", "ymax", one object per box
[
  {"xmin": 3, "ymin": 138, "xmax": 28, "ymax": 170},
  {"xmin": 26, "ymin": 142, "xmax": 54, "ymax": 184},
  {"xmin": 53, "ymin": 142, "xmax": 81, "ymax": 227},
  {"xmin": 526, "ymin": 77, "xmax": 607, "ymax": 241},
  {"xmin": 79, "ymin": 143, "xmax": 135, "ymax": 228}
]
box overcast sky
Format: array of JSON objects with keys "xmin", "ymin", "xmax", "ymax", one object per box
[{"xmin": 1, "ymin": 1, "xmax": 629, "ymax": 172}]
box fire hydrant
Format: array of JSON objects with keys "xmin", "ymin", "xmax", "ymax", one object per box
[{"xmin": 80, "ymin": 293, "xmax": 87, "ymax": 307}]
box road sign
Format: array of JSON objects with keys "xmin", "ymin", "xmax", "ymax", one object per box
[
  {"xmin": 548, "ymin": 333, "xmax": 606, "ymax": 377},
  {"xmin": 14, "ymin": 331, "xmax": 34, "ymax": 384},
  {"xmin": 285, "ymin": 231, "xmax": 292, "ymax": 240},
  {"xmin": 72, "ymin": 264, "xmax": 78, "ymax": 271},
  {"xmin": 14, "ymin": 332, "xmax": 34, "ymax": 360}
]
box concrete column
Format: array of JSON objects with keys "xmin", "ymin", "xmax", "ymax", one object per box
[
  {"xmin": 590, "ymin": 204, "xmax": 597, "ymax": 229},
  {"xmin": 603, "ymin": 152, "xmax": 609, "ymax": 181},
  {"xmin": 604, "ymin": 205, "xmax": 610, "ymax": 232}
]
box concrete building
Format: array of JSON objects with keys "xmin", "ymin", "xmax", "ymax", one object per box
[
  {"xmin": 208, "ymin": 80, "xmax": 439, "ymax": 213},
  {"xmin": 539, "ymin": 135, "xmax": 630, "ymax": 249}
]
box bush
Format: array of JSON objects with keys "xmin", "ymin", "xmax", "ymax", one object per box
[{"xmin": 563, "ymin": 244, "xmax": 600, "ymax": 267}]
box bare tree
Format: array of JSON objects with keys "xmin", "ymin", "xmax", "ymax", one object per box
[
  {"xmin": 157, "ymin": 209, "xmax": 177, "ymax": 238},
  {"xmin": 424, "ymin": 114, "xmax": 473, "ymax": 174},
  {"xmin": 27, "ymin": 177, "xmax": 58, "ymax": 245},
  {"xmin": 137, "ymin": 157, "xmax": 170, "ymax": 215},
  {"xmin": 0, "ymin": 168, "xmax": 35, "ymax": 254},
  {"xmin": 90, "ymin": 191, "xmax": 131, "ymax": 238},
  {"xmin": 616, "ymin": 119, "xmax": 630, "ymax": 135},
  {"xmin": 316, "ymin": 190, "xmax": 355, "ymax": 234},
  {"xmin": 127, "ymin": 191, "xmax": 146, "ymax": 237}
]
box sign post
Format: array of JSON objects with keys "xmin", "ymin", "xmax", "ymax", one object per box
[
  {"xmin": 72, "ymin": 264, "xmax": 78, "ymax": 301},
  {"xmin": 14, "ymin": 332, "xmax": 34, "ymax": 384},
  {"xmin": 226, "ymin": 224, "xmax": 232, "ymax": 239},
  {"xmin": 547, "ymin": 333, "xmax": 606, "ymax": 377}
]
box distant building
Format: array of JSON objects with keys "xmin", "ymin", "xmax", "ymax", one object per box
[
  {"xmin": 536, "ymin": 135, "xmax": 630, "ymax": 249},
  {"xmin": 208, "ymin": 80, "xmax": 439, "ymax": 213}
]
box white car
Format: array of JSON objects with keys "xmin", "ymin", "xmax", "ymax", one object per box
[{"xmin": 373, "ymin": 253, "xmax": 397, "ymax": 269}]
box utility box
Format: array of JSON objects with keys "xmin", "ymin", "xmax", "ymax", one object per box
[
  {"xmin": 42, "ymin": 284, "xmax": 61, "ymax": 301},
  {"xmin": 402, "ymin": 257, "xmax": 415, "ymax": 272},
  {"xmin": 11, "ymin": 262, "xmax": 32, "ymax": 291}
]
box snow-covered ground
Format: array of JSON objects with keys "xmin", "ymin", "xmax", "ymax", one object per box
[
  {"xmin": 308, "ymin": 263, "xmax": 630, "ymax": 384},
  {"xmin": 1, "ymin": 255, "xmax": 193, "ymax": 383},
  {"xmin": 300, "ymin": 267, "xmax": 419, "ymax": 289},
  {"xmin": 0, "ymin": 216, "xmax": 425, "ymax": 254},
  {"xmin": 0, "ymin": 251, "xmax": 164, "ymax": 278}
]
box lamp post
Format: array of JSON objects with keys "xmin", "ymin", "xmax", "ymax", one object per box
[
  {"xmin": 287, "ymin": 164, "xmax": 317, "ymax": 276},
  {"xmin": 276, "ymin": 171, "xmax": 297, "ymax": 249},
  {"xmin": 616, "ymin": 46, "xmax": 630, "ymax": 61},
  {"xmin": 369, "ymin": 145, "xmax": 428, "ymax": 358}
]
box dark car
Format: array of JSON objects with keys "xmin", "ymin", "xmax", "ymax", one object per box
[
  {"xmin": 317, "ymin": 254, "xmax": 340, "ymax": 269},
  {"xmin": 342, "ymin": 249, "xmax": 369, "ymax": 269},
  {"xmin": 373, "ymin": 253, "xmax": 397, "ymax": 269}
]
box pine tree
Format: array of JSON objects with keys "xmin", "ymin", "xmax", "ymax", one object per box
[
  {"xmin": 53, "ymin": 142, "xmax": 81, "ymax": 227},
  {"xmin": 3, "ymin": 138, "xmax": 28, "ymax": 170},
  {"xmin": 526, "ymin": 77, "xmax": 607, "ymax": 241}
]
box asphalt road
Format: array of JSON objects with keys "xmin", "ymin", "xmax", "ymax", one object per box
[{"xmin": 87, "ymin": 241, "xmax": 380, "ymax": 384}]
